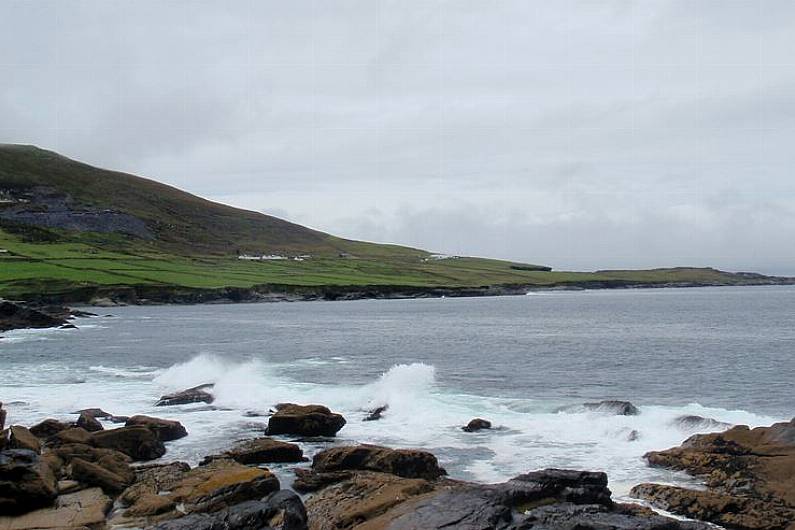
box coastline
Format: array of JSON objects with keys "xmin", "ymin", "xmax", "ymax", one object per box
[{"xmin": 3, "ymin": 279, "xmax": 794, "ymax": 333}]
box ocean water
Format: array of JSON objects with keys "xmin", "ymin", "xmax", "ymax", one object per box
[{"xmin": 1, "ymin": 286, "xmax": 793, "ymax": 498}]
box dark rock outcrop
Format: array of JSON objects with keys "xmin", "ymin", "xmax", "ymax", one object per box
[
  {"xmin": 0, "ymin": 449, "xmax": 58, "ymax": 514},
  {"xmin": 632, "ymin": 419, "xmax": 795, "ymax": 530},
  {"xmin": 0, "ymin": 486, "xmax": 112, "ymax": 528},
  {"xmin": 201, "ymin": 437, "xmax": 304, "ymax": 466},
  {"xmin": 156, "ymin": 384, "xmax": 215, "ymax": 406},
  {"xmin": 45, "ymin": 426, "xmax": 93, "ymax": 447},
  {"xmin": 266, "ymin": 404, "xmax": 346, "ymax": 437},
  {"xmin": 673, "ymin": 414, "xmax": 732, "ymax": 431},
  {"xmin": 311, "ymin": 444, "xmax": 447, "ymax": 480},
  {"xmin": 125, "ymin": 415, "xmax": 188, "ymax": 441},
  {"xmin": 0, "ymin": 300, "xmax": 69, "ymax": 332},
  {"xmin": 92, "ymin": 426, "xmax": 166, "ymax": 461},
  {"xmin": 462, "ymin": 418, "xmax": 492, "ymax": 432},
  {"xmin": 29, "ymin": 418, "xmax": 70, "ymax": 439},
  {"xmin": 4, "ymin": 425, "xmax": 41, "ymax": 453},
  {"xmin": 305, "ymin": 467, "xmax": 707, "ymax": 530},
  {"xmin": 363, "ymin": 405, "xmax": 388, "ymax": 422},
  {"xmin": 77, "ymin": 411, "xmax": 104, "ymax": 432},
  {"xmin": 147, "ymin": 490, "xmax": 308, "ymax": 530},
  {"xmin": 582, "ymin": 400, "xmax": 640, "ymax": 415}
]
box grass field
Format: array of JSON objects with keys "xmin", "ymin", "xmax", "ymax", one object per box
[{"xmin": 0, "ymin": 226, "xmax": 779, "ymax": 301}]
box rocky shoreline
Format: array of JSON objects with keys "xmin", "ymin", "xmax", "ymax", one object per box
[
  {"xmin": 2, "ymin": 393, "xmax": 792, "ymax": 530},
  {"xmin": 3, "ymin": 274, "xmax": 795, "ymax": 334}
]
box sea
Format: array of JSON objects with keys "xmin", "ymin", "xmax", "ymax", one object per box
[{"xmin": 1, "ymin": 286, "xmax": 793, "ymax": 499}]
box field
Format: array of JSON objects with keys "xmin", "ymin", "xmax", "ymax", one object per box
[{"xmin": 0, "ymin": 226, "xmax": 778, "ymax": 301}]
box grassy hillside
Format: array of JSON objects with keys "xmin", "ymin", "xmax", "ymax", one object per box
[{"xmin": 0, "ymin": 144, "xmax": 791, "ymax": 302}]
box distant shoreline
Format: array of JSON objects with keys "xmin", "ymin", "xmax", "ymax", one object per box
[{"xmin": 3, "ymin": 279, "xmax": 794, "ymax": 335}]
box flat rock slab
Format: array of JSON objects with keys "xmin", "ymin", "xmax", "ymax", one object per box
[{"xmin": 0, "ymin": 487, "xmax": 111, "ymax": 530}]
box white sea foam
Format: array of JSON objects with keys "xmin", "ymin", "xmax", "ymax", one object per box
[{"xmin": 0, "ymin": 353, "xmax": 783, "ymax": 496}]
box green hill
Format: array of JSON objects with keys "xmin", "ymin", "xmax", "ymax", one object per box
[{"xmin": 0, "ymin": 144, "xmax": 791, "ymax": 303}]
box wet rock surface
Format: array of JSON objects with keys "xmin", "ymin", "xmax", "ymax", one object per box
[
  {"xmin": 146, "ymin": 490, "xmax": 308, "ymax": 530},
  {"xmin": 0, "ymin": 449, "xmax": 57, "ymax": 514},
  {"xmin": 462, "ymin": 418, "xmax": 492, "ymax": 432},
  {"xmin": 266, "ymin": 404, "xmax": 346, "ymax": 437},
  {"xmin": 312, "ymin": 444, "xmax": 447, "ymax": 480},
  {"xmin": 0, "ymin": 301, "xmax": 69, "ymax": 333},
  {"xmin": 156, "ymin": 384, "xmax": 215, "ymax": 406},
  {"xmin": 632, "ymin": 418, "xmax": 795, "ymax": 530},
  {"xmin": 305, "ymin": 468, "xmax": 708, "ymax": 530},
  {"xmin": 582, "ymin": 400, "xmax": 640, "ymax": 416},
  {"xmin": 125, "ymin": 415, "xmax": 188, "ymax": 442},
  {"xmin": 201, "ymin": 437, "xmax": 304, "ymax": 465},
  {"xmin": 91, "ymin": 426, "xmax": 166, "ymax": 461}
]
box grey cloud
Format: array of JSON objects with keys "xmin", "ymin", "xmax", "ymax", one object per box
[{"xmin": 1, "ymin": 0, "xmax": 794, "ymax": 273}]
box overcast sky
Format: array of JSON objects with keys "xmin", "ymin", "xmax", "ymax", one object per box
[{"xmin": 2, "ymin": 1, "xmax": 794, "ymax": 273}]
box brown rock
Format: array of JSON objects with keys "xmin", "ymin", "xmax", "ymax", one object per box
[
  {"xmin": 0, "ymin": 487, "xmax": 111, "ymax": 529},
  {"xmin": 201, "ymin": 437, "xmax": 303, "ymax": 465},
  {"xmin": 6, "ymin": 426, "xmax": 40, "ymax": 453},
  {"xmin": 305, "ymin": 471, "xmax": 434, "ymax": 530},
  {"xmin": 312, "ymin": 444, "xmax": 447, "ymax": 480},
  {"xmin": 292, "ymin": 468, "xmax": 353, "ymax": 493},
  {"xmin": 123, "ymin": 492, "xmax": 176, "ymax": 517},
  {"xmin": 46, "ymin": 427, "xmax": 92, "ymax": 447},
  {"xmin": 0, "ymin": 449, "xmax": 58, "ymax": 515},
  {"xmin": 118, "ymin": 461, "xmax": 190, "ymax": 507},
  {"xmin": 125, "ymin": 415, "xmax": 188, "ymax": 442},
  {"xmin": 266, "ymin": 403, "xmax": 346, "ymax": 437},
  {"xmin": 70, "ymin": 457, "xmax": 132, "ymax": 494},
  {"xmin": 91, "ymin": 426, "xmax": 166, "ymax": 461},
  {"xmin": 75, "ymin": 413, "xmax": 103, "ymax": 433},
  {"xmin": 169, "ymin": 459, "xmax": 280, "ymax": 513},
  {"xmin": 631, "ymin": 483, "xmax": 794, "ymax": 530},
  {"xmin": 29, "ymin": 419, "xmax": 70, "ymax": 440},
  {"xmin": 636, "ymin": 419, "xmax": 795, "ymax": 530},
  {"xmin": 155, "ymin": 384, "xmax": 215, "ymax": 407}
]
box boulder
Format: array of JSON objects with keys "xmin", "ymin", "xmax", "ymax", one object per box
[
  {"xmin": 0, "ymin": 403, "xmax": 5, "ymax": 433},
  {"xmin": 170, "ymin": 459, "xmax": 280, "ymax": 513},
  {"xmin": 92, "ymin": 426, "xmax": 166, "ymax": 461},
  {"xmin": 76, "ymin": 412, "xmax": 103, "ymax": 432},
  {"xmin": 156, "ymin": 384, "xmax": 215, "ymax": 406},
  {"xmin": 51, "ymin": 443, "xmax": 134, "ymax": 493},
  {"xmin": 293, "ymin": 468, "xmax": 352, "ymax": 493},
  {"xmin": 0, "ymin": 301, "xmax": 69, "ymax": 333},
  {"xmin": 582, "ymin": 400, "xmax": 640, "ymax": 416},
  {"xmin": 69, "ymin": 457, "xmax": 132, "ymax": 494},
  {"xmin": 29, "ymin": 419, "xmax": 69, "ymax": 439},
  {"xmin": 119, "ymin": 459, "xmax": 279, "ymax": 518},
  {"xmin": 45, "ymin": 427, "xmax": 92, "ymax": 447},
  {"xmin": 6, "ymin": 426, "xmax": 40, "ymax": 453},
  {"xmin": 0, "ymin": 486, "xmax": 111, "ymax": 529},
  {"xmin": 147, "ymin": 490, "xmax": 308, "ymax": 530},
  {"xmin": 125, "ymin": 415, "xmax": 188, "ymax": 441},
  {"xmin": 363, "ymin": 405, "xmax": 388, "ymax": 422},
  {"xmin": 201, "ymin": 437, "xmax": 303, "ymax": 466},
  {"xmin": 0, "ymin": 449, "xmax": 58, "ymax": 515},
  {"xmin": 634, "ymin": 419, "xmax": 795, "ymax": 530},
  {"xmin": 266, "ymin": 404, "xmax": 346, "ymax": 437},
  {"xmin": 312, "ymin": 444, "xmax": 447, "ymax": 480},
  {"xmin": 673, "ymin": 415, "xmax": 732, "ymax": 431},
  {"xmin": 462, "ymin": 418, "xmax": 492, "ymax": 432}
]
